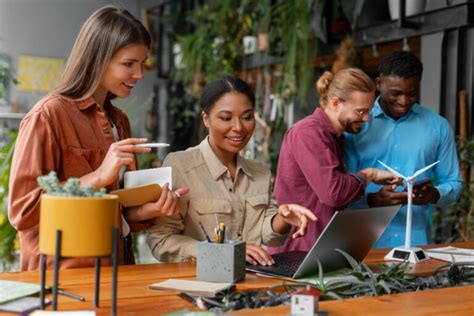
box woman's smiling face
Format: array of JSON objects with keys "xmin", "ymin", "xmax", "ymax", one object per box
[
  {"xmin": 96, "ymin": 43, "xmax": 149, "ymax": 99},
  {"xmin": 202, "ymin": 91, "xmax": 256, "ymax": 156}
]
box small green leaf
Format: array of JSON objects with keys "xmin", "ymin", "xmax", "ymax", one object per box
[{"xmin": 335, "ymin": 248, "xmax": 361, "ymax": 271}]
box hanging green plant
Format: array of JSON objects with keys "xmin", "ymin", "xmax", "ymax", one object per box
[
  {"xmin": 174, "ymin": 1, "xmax": 253, "ymax": 88},
  {"xmin": 172, "ymin": 1, "xmax": 320, "ymax": 104},
  {"xmin": 270, "ymin": 0, "xmax": 318, "ymax": 102}
]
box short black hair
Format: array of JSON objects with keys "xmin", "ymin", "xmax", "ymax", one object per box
[
  {"xmin": 378, "ymin": 51, "xmax": 423, "ymax": 79},
  {"xmin": 200, "ymin": 76, "xmax": 255, "ymax": 114}
]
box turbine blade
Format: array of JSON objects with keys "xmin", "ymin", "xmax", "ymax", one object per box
[
  {"xmin": 377, "ymin": 160, "xmax": 406, "ymax": 179},
  {"xmin": 410, "ymin": 160, "xmax": 440, "ymax": 180}
]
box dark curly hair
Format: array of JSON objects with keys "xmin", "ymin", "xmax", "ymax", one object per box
[{"xmin": 378, "ymin": 51, "xmax": 423, "ymax": 79}]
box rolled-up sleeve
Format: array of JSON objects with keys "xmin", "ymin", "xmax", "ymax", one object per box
[{"xmin": 261, "ymin": 192, "xmax": 289, "ymax": 246}]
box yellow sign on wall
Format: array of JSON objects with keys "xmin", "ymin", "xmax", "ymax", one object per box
[{"xmin": 17, "ymin": 55, "xmax": 64, "ymax": 92}]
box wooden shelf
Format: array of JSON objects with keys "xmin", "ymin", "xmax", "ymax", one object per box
[{"xmin": 353, "ymin": 2, "xmax": 473, "ymax": 47}]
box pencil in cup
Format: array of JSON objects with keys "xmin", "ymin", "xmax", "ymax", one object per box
[
  {"xmin": 198, "ymin": 221, "xmax": 212, "ymax": 243},
  {"xmin": 219, "ymin": 222, "xmax": 226, "ymax": 243},
  {"xmin": 214, "ymin": 222, "xmax": 226, "ymax": 244}
]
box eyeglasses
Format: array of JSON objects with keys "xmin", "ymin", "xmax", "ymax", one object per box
[{"xmin": 353, "ymin": 109, "xmax": 370, "ymax": 118}]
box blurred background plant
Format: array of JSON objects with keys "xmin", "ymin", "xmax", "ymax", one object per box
[
  {"xmin": 172, "ymin": 1, "xmax": 253, "ymax": 94},
  {"xmin": 434, "ymin": 137, "xmax": 474, "ymax": 243},
  {"xmin": 453, "ymin": 138, "xmax": 474, "ymax": 241},
  {"xmin": 172, "ymin": 0, "xmax": 318, "ymax": 102},
  {"xmin": 0, "ymin": 54, "xmax": 18, "ymax": 107},
  {"xmin": 0, "ymin": 131, "xmax": 18, "ymax": 271}
]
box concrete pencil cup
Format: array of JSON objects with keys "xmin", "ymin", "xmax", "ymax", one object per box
[{"xmin": 196, "ymin": 240, "xmax": 246, "ymax": 283}]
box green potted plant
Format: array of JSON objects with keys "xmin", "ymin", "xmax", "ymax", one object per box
[
  {"xmin": 36, "ymin": 171, "xmax": 118, "ymax": 258},
  {"xmin": 37, "ymin": 171, "xmax": 119, "ymax": 312}
]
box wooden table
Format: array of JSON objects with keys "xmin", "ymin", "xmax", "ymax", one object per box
[{"xmin": 1, "ymin": 242, "xmax": 473, "ymax": 315}]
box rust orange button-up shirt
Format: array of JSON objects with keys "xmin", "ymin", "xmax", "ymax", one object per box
[{"xmin": 8, "ymin": 94, "xmax": 148, "ymax": 271}]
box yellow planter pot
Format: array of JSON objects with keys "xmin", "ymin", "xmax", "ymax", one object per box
[{"xmin": 39, "ymin": 194, "xmax": 118, "ymax": 257}]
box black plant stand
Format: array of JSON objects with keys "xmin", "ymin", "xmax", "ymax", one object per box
[{"xmin": 40, "ymin": 227, "xmax": 119, "ymax": 315}]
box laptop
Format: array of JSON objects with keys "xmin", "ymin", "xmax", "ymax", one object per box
[{"xmin": 246, "ymin": 205, "xmax": 400, "ymax": 279}]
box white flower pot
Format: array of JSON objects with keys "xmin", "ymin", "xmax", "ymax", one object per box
[{"xmin": 243, "ymin": 35, "xmax": 257, "ymax": 55}]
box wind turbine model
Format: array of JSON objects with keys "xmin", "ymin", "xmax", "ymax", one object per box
[{"xmin": 377, "ymin": 160, "xmax": 440, "ymax": 264}]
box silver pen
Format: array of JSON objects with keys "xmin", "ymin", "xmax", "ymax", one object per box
[{"xmin": 57, "ymin": 289, "xmax": 86, "ymax": 301}]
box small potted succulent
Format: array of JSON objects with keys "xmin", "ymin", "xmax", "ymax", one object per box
[
  {"xmin": 37, "ymin": 171, "xmax": 118, "ymax": 258},
  {"xmin": 37, "ymin": 171, "xmax": 119, "ymax": 312}
]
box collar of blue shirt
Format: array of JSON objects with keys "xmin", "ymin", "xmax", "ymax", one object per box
[{"xmin": 373, "ymin": 96, "xmax": 422, "ymax": 120}]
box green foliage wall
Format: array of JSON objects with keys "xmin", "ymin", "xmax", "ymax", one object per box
[{"xmin": 172, "ymin": 0, "xmax": 319, "ymax": 102}]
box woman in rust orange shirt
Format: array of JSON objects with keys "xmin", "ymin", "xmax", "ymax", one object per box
[{"xmin": 8, "ymin": 6, "xmax": 186, "ymax": 271}]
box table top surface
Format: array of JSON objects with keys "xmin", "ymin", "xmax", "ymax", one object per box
[{"xmin": 1, "ymin": 242, "xmax": 473, "ymax": 315}]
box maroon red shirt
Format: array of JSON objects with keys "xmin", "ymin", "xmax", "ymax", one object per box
[{"xmin": 270, "ymin": 108, "xmax": 365, "ymax": 253}]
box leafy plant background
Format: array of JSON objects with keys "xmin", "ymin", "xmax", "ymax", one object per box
[
  {"xmin": 433, "ymin": 138, "xmax": 474, "ymax": 242},
  {"xmin": 0, "ymin": 131, "xmax": 18, "ymax": 271}
]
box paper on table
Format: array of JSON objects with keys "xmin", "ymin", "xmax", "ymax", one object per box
[
  {"xmin": 0, "ymin": 296, "xmax": 50, "ymax": 313},
  {"xmin": 149, "ymin": 279, "xmax": 234, "ymax": 297},
  {"xmin": 0, "ymin": 280, "xmax": 41, "ymax": 304},
  {"xmin": 30, "ymin": 311, "xmax": 96, "ymax": 315},
  {"xmin": 425, "ymin": 246, "xmax": 474, "ymax": 264}
]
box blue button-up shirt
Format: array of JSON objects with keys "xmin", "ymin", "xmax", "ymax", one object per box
[{"xmin": 344, "ymin": 97, "xmax": 463, "ymax": 248}]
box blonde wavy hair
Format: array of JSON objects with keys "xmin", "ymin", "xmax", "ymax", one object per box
[{"xmin": 316, "ymin": 68, "xmax": 375, "ymax": 108}]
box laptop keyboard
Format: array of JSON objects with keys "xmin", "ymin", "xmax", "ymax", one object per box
[{"xmin": 246, "ymin": 251, "xmax": 308, "ymax": 278}]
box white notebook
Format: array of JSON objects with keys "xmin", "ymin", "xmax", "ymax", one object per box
[
  {"xmin": 124, "ymin": 167, "xmax": 172, "ymax": 189},
  {"xmin": 425, "ymin": 246, "xmax": 474, "ymax": 264},
  {"xmin": 110, "ymin": 167, "xmax": 172, "ymax": 207}
]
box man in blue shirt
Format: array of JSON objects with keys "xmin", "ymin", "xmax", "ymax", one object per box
[{"xmin": 345, "ymin": 51, "xmax": 463, "ymax": 248}]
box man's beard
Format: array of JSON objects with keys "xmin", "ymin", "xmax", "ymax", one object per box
[{"xmin": 344, "ymin": 121, "xmax": 364, "ymax": 134}]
